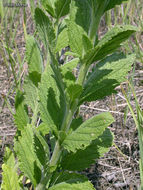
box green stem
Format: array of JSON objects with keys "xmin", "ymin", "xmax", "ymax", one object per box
[{"xmin": 50, "ymin": 141, "xmax": 62, "ymax": 167}]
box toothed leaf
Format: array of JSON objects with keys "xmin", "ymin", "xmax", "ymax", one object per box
[
  {"xmin": 39, "ymin": 63, "xmax": 66, "ymax": 132},
  {"xmin": 61, "ymin": 128, "xmax": 113, "ymax": 171},
  {"xmin": 83, "ymin": 25, "xmax": 137, "ymax": 65},
  {"xmin": 1, "ymin": 148, "xmax": 20, "ymax": 190},
  {"xmin": 49, "ymin": 172, "xmax": 95, "ymax": 190},
  {"xmin": 35, "ymin": 8, "xmax": 56, "ymax": 52},
  {"xmin": 62, "ymin": 112, "xmax": 114, "ymax": 152},
  {"xmin": 80, "ymin": 53, "xmax": 136, "ymax": 103},
  {"xmin": 26, "ymin": 35, "xmax": 43, "ymax": 74}
]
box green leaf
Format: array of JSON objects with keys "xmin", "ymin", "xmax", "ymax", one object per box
[
  {"xmin": 33, "ymin": 129, "xmax": 50, "ymax": 168},
  {"xmin": 35, "ymin": 8, "xmax": 56, "ymax": 52},
  {"xmin": 70, "ymin": 0, "xmax": 92, "ymax": 34},
  {"xmin": 37, "ymin": 122, "xmax": 50, "ymax": 136},
  {"xmin": 38, "ymin": 63, "xmax": 66, "ymax": 132},
  {"xmin": 23, "ymin": 72, "xmax": 41, "ymax": 112},
  {"xmin": 66, "ymin": 20, "xmax": 84, "ymax": 57},
  {"xmin": 60, "ymin": 58, "xmax": 79, "ymax": 93},
  {"xmin": 56, "ymin": 28, "xmax": 69, "ymax": 52},
  {"xmin": 54, "ymin": 0, "xmax": 71, "ymax": 19},
  {"xmin": 60, "ymin": 58, "xmax": 79, "ymax": 75},
  {"xmin": 1, "ymin": 148, "xmax": 20, "ymax": 190},
  {"xmin": 67, "ymin": 84, "xmax": 83, "ymax": 102},
  {"xmin": 61, "ymin": 128, "xmax": 113, "ymax": 171},
  {"xmin": 26, "ymin": 35, "xmax": 43, "ymax": 74},
  {"xmin": 62, "ymin": 112, "xmax": 114, "ymax": 152},
  {"xmin": 49, "ymin": 172, "xmax": 95, "ymax": 190},
  {"xmin": 83, "ymin": 25, "xmax": 137, "ymax": 65},
  {"xmin": 14, "ymin": 125, "xmax": 42, "ymax": 187},
  {"xmin": 41, "ymin": 0, "xmax": 71, "ymax": 19},
  {"xmin": 41, "ymin": 0, "xmax": 55, "ymax": 17},
  {"xmin": 105, "ymin": 0, "xmax": 128, "ymax": 12},
  {"xmin": 14, "ymin": 90, "xmax": 29, "ymax": 130},
  {"xmin": 80, "ymin": 53, "xmax": 136, "ymax": 103}
]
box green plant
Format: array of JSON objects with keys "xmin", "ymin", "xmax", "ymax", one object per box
[{"xmin": 1, "ymin": 0, "xmax": 137, "ymax": 189}]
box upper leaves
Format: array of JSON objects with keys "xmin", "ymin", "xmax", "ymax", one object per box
[
  {"xmin": 80, "ymin": 53, "xmax": 136, "ymax": 103},
  {"xmin": 26, "ymin": 35, "xmax": 43, "ymax": 74},
  {"xmin": 82, "ymin": 25, "xmax": 137, "ymax": 65},
  {"xmin": 41, "ymin": 0, "xmax": 71, "ymax": 19},
  {"xmin": 35, "ymin": 8, "xmax": 56, "ymax": 52},
  {"xmin": 70, "ymin": 0, "xmax": 128, "ymax": 36},
  {"xmin": 62, "ymin": 112, "xmax": 114, "ymax": 152}
]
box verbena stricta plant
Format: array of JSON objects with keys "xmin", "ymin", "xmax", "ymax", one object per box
[{"xmin": 1, "ymin": 0, "xmax": 138, "ymax": 189}]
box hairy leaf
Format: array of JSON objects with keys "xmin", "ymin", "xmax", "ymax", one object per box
[
  {"xmin": 82, "ymin": 25, "xmax": 137, "ymax": 65},
  {"xmin": 60, "ymin": 58, "xmax": 79, "ymax": 92},
  {"xmin": 39, "ymin": 63, "xmax": 66, "ymax": 133},
  {"xmin": 49, "ymin": 172, "xmax": 95, "ymax": 190},
  {"xmin": 23, "ymin": 72, "xmax": 41, "ymax": 112},
  {"xmin": 14, "ymin": 90, "xmax": 29, "ymax": 130},
  {"xmin": 80, "ymin": 53, "xmax": 136, "ymax": 103},
  {"xmin": 62, "ymin": 112, "xmax": 114, "ymax": 152},
  {"xmin": 56, "ymin": 28, "xmax": 69, "ymax": 52},
  {"xmin": 67, "ymin": 84, "xmax": 83, "ymax": 102},
  {"xmin": 70, "ymin": 0, "xmax": 128, "ymax": 35},
  {"xmin": 14, "ymin": 125, "xmax": 42, "ymax": 187},
  {"xmin": 105, "ymin": 0, "xmax": 128, "ymax": 12},
  {"xmin": 66, "ymin": 20, "xmax": 84, "ymax": 57},
  {"xmin": 61, "ymin": 128, "xmax": 113, "ymax": 171},
  {"xmin": 26, "ymin": 35, "xmax": 43, "ymax": 74},
  {"xmin": 54, "ymin": 0, "xmax": 71, "ymax": 19},
  {"xmin": 1, "ymin": 148, "xmax": 20, "ymax": 190},
  {"xmin": 37, "ymin": 122, "xmax": 50, "ymax": 136},
  {"xmin": 35, "ymin": 8, "xmax": 56, "ymax": 52},
  {"xmin": 41, "ymin": 0, "xmax": 55, "ymax": 17},
  {"xmin": 41, "ymin": 0, "xmax": 71, "ymax": 19}
]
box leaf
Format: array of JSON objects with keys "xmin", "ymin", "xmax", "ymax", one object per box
[
  {"xmin": 62, "ymin": 112, "xmax": 114, "ymax": 152},
  {"xmin": 82, "ymin": 25, "xmax": 137, "ymax": 65},
  {"xmin": 41, "ymin": 0, "xmax": 71, "ymax": 19},
  {"xmin": 70, "ymin": 0, "xmax": 92, "ymax": 34},
  {"xmin": 56, "ymin": 28, "xmax": 69, "ymax": 52},
  {"xmin": 105, "ymin": 0, "xmax": 128, "ymax": 12},
  {"xmin": 93, "ymin": 25, "xmax": 137, "ymax": 62},
  {"xmin": 14, "ymin": 125, "xmax": 42, "ymax": 187},
  {"xmin": 61, "ymin": 128, "xmax": 113, "ymax": 171},
  {"xmin": 26, "ymin": 35, "xmax": 43, "ymax": 74},
  {"xmin": 33, "ymin": 129, "xmax": 50, "ymax": 168},
  {"xmin": 1, "ymin": 148, "xmax": 20, "ymax": 190},
  {"xmin": 69, "ymin": 0, "xmax": 133, "ymax": 41},
  {"xmin": 35, "ymin": 8, "xmax": 56, "ymax": 52},
  {"xmin": 66, "ymin": 20, "xmax": 84, "ymax": 57},
  {"xmin": 37, "ymin": 122, "xmax": 50, "ymax": 136},
  {"xmin": 54, "ymin": 0, "xmax": 71, "ymax": 19},
  {"xmin": 60, "ymin": 58, "xmax": 79, "ymax": 75},
  {"xmin": 41, "ymin": 0, "xmax": 55, "ymax": 17},
  {"xmin": 49, "ymin": 172, "xmax": 95, "ymax": 190},
  {"xmin": 38, "ymin": 63, "xmax": 66, "ymax": 132},
  {"xmin": 67, "ymin": 84, "xmax": 83, "ymax": 102},
  {"xmin": 23, "ymin": 72, "xmax": 41, "ymax": 112},
  {"xmin": 14, "ymin": 90, "xmax": 29, "ymax": 130},
  {"xmin": 80, "ymin": 53, "xmax": 136, "ymax": 103}
]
